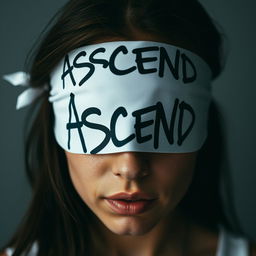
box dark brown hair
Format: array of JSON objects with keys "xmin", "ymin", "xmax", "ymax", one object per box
[{"xmin": 1, "ymin": 0, "xmax": 235, "ymax": 255}]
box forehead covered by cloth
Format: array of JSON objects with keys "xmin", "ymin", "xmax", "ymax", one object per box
[{"xmin": 49, "ymin": 41, "xmax": 212, "ymax": 154}]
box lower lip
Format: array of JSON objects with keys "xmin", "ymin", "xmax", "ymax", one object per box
[{"xmin": 105, "ymin": 199, "xmax": 156, "ymax": 215}]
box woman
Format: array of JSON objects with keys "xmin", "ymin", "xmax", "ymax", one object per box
[{"xmin": 1, "ymin": 0, "xmax": 256, "ymax": 255}]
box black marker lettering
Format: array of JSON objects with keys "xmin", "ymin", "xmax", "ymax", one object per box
[
  {"xmin": 73, "ymin": 51, "xmax": 95, "ymax": 86},
  {"xmin": 66, "ymin": 93, "xmax": 87, "ymax": 153},
  {"xmin": 62, "ymin": 55, "xmax": 76, "ymax": 89},
  {"xmin": 132, "ymin": 105, "xmax": 156, "ymax": 144},
  {"xmin": 132, "ymin": 47, "xmax": 159, "ymax": 74},
  {"xmin": 154, "ymin": 100, "xmax": 179, "ymax": 149},
  {"xmin": 81, "ymin": 107, "xmax": 111, "ymax": 154},
  {"xmin": 110, "ymin": 107, "xmax": 136, "ymax": 147},
  {"xmin": 89, "ymin": 47, "xmax": 109, "ymax": 68},
  {"xmin": 159, "ymin": 48, "xmax": 180, "ymax": 79},
  {"xmin": 109, "ymin": 46, "xmax": 137, "ymax": 75},
  {"xmin": 66, "ymin": 96, "xmax": 197, "ymax": 153},
  {"xmin": 177, "ymin": 101, "xmax": 195, "ymax": 145},
  {"xmin": 181, "ymin": 53, "xmax": 197, "ymax": 83}
]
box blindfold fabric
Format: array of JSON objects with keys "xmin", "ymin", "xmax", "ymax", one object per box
[
  {"xmin": 3, "ymin": 41, "xmax": 212, "ymax": 154},
  {"xmin": 49, "ymin": 41, "xmax": 212, "ymax": 154}
]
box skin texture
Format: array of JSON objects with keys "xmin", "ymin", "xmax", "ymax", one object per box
[
  {"xmin": 66, "ymin": 152, "xmax": 197, "ymax": 235},
  {"xmin": 66, "ymin": 151, "xmax": 198, "ymax": 255}
]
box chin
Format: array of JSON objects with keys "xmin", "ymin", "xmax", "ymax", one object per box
[{"xmin": 103, "ymin": 216, "xmax": 159, "ymax": 236}]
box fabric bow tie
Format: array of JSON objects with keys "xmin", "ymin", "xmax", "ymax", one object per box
[{"xmin": 3, "ymin": 71, "xmax": 47, "ymax": 110}]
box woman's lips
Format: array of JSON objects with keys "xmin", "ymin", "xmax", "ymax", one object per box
[
  {"xmin": 105, "ymin": 199, "xmax": 156, "ymax": 215},
  {"xmin": 104, "ymin": 192, "xmax": 157, "ymax": 215}
]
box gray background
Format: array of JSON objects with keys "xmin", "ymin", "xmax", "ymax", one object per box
[{"xmin": 0, "ymin": 0, "xmax": 255, "ymax": 247}]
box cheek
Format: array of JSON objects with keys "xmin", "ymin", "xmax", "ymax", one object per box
[
  {"xmin": 68, "ymin": 167, "xmax": 93, "ymax": 204},
  {"xmin": 152, "ymin": 158, "xmax": 195, "ymax": 208},
  {"xmin": 66, "ymin": 157, "xmax": 106, "ymax": 208}
]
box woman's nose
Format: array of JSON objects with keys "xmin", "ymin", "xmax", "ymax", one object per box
[{"xmin": 112, "ymin": 152, "xmax": 150, "ymax": 180}]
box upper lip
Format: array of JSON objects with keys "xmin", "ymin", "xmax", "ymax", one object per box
[{"xmin": 105, "ymin": 192, "xmax": 157, "ymax": 201}]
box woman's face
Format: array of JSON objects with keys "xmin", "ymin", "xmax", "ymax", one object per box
[
  {"xmin": 65, "ymin": 151, "xmax": 197, "ymax": 235},
  {"xmin": 65, "ymin": 33, "xmax": 199, "ymax": 236}
]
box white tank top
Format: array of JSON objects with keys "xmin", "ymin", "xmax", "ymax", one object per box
[
  {"xmin": 5, "ymin": 228, "xmax": 249, "ymax": 256},
  {"xmin": 216, "ymin": 228, "xmax": 249, "ymax": 256}
]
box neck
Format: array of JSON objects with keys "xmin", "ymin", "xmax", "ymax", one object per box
[{"xmin": 89, "ymin": 210, "xmax": 189, "ymax": 256}]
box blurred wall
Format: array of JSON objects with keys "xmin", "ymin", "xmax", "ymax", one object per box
[
  {"xmin": 200, "ymin": 0, "xmax": 256, "ymax": 239},
  {"xmin": 0, "ymin": 0, "xmax": 255, "ymax": 247}
]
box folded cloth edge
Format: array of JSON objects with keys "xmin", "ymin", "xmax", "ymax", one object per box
[{"xmin": 3, "ymin": 71, "xmax": 47, "ymax": 110}]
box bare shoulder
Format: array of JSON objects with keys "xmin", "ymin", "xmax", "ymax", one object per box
[
  {"xmin": 188, "ymin": 222, "xmax": 219, "ymax": 256},
  {"xmin": 251, "ymin": 243, "xmax": 256, "ymax": 256}
]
